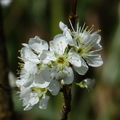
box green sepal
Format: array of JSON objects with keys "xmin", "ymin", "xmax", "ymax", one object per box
[{"xmin": 75, "ymin": 81, "xmax": 86, "ymax": 89}]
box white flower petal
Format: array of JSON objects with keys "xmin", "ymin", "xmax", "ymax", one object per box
[
  {"xmin": 67, "ymin": 50, "xmax": 81, "ymax": 67},
  {"xmin": 86, "ymin": 53, "xmax": 103, "ymax": 67},
  {"xmin": 22, "ymin": 43, "xmax": 29, "ymax": 48},
  {"xmin": 42, "ymin": 67, "xmax": 55, "ymax": 82},
  {"xmin": 34, "ymin": 73, "xmax": 50, "ymax": 88},
  {"xmin": 80, "ymin": 33, "xmax": 91, "ymax": 44},
  {"xmin": 23, "ymin": 93, "xmax": 39, "ymax": 111},
  {"xmin": 54, "ymin": 67, "xmax": 74, "ymax": 84},
  {"xmin": 23, "ymin": 75, "xmax": 34, "ymax": 87},
  {"xmin": 29, "ymin": 36, "xmax": 48, "ymax": 53},
  {"xmin": 39, "ymin": 94, "xmax": 50, "ymax": 109},
  {"xmin": 51, "ymin": 34, "xmax": 68, "ymax": 55},
  {"xmin": 24, "ymin": 61, "xmax": 38, "ymax": 75},
  {"xmin": 24, "ymin": 104, "xmax": 32, "ymax": 111},
  {"xmin": 22, "ymin": 95, "xmax": 29, "ymax": 106},
  {"xmin": 55, "ymin": 70, "xmax": 66, "ymax": 81},
  {"xmin": 73, "ymin": 58, "xmax": 88, "ymax": 75},
  {"xmin": 29, "ymin": 93, "xmax": 39, "ymax": 105},
  {"xmin": 88, "ymin": 34, "xmax": 102, "ymax": 50},
  {"xmin": 59, "ymin": 21, "xmax": 68, "ymax": 31},
  {"xmin": 16, "ymin": 79, "xmax": 24, "ymax": 87},
  {"xmin": 42, "ymin": 50, "xmax": 56, "ymax": 64},
  {"xmin": 19, "ymin": 86, "xmax": 31, "ymax": 98},
  {"xmin": 62, "ymin": 67, "xmax": 74, "ymax": 84},
  {"xmin": 21, "ymin": 47, "xmax": 40, "ymax": 63},
  {"xmin": 59, "ymin": 21, "xmax": 76, "ymax": 46},
  {"xmin": 16, "ymin": 69, "xmax": 34, "ymax": 87},
  {"xmin": 65, "ymin": 31, "xmax": 76, "ymax": 46},
  {"xmin": 48, "ymin": 80, "xmax": 60, "ymax": 95}
]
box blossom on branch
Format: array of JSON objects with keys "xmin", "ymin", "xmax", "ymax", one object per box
[{"xmin": 16, "ymin": 20, "xmax": 103, "ymax": 110}]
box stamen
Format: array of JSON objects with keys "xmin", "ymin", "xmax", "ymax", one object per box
[
  {"xmin": 83, "ymin": 26, "xmax": 88, "ymax": 32},
  {"xmin": 76, "ymin": 20, "xmax": 80, "ymax": 32},
  {"xmin": 69, "ymin": 19, "xmax": 75, "ymax": 32},
  {"xmin": 95, "ymin": 29, "xmax": 101, "ymax": 34},
  {"xmin": 18, "ymin": 50, "xmax": 21, "ymax": 52},
  {"xmin": 87, "ymin": 25, "xmax": 94, "ymax": 34},
  {"xmin": 81, "ymin": 22, "xmax": 86, "ymax": 33}
]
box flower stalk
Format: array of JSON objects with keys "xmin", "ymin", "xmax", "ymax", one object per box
[
  {"xmin": 60, "ymin": 84, "xmax": 72, "ymax": 120},
  {"xmin": 69, "ymin": 0, "xmax": 78, "ymax": 28},
  {"xmin": 60, "ymin": 0, "xmax": 78, "ymax": 119}
]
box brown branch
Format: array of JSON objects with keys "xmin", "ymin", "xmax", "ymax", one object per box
[
  {"xmin": 60, "ymin": 0, "xmax": 78, "ymax": 120},
  {"xmin": 60, "ymin": 85, "xmax": 72, "ymax": 120},
  {"xmin": 0, "ymin": 83, "xmax": 11, "ymax": 91},
  {"xmin": 69, "ymin": 0, "xmax": 78, "ymax": 28}
]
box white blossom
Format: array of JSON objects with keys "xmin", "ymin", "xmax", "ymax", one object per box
[
  {"xmin": 43, "ymin": 34, "xmax": 87, "ymax": 84},
  {"xmin": 16, "ymin": 19, "xmax": 103, "ymax": 111},
  {"xmin": 18, "ymin": 80, "xmax": 60, "ymax": 111},
  {"xmin": 16, "ymin": 36, "xmax": 52, "ymax": 88},
  {"xmin": 59, "ymin": 21, "xmax": 103, "ymax": 74}
]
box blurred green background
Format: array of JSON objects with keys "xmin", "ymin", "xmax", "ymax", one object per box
[{"xmin": 1, "ymin": 0, "xmax": 120, "ymax": 120}]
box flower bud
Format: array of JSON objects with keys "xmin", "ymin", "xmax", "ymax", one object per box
[{"xmin": 76, "ymin": 78, "xmax": 96, "ymax": 91}]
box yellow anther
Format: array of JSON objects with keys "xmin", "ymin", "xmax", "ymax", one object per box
[
  {"xmin": 18, "ymin": 50, "xmax": 21, "ymax": 52},
  {"xmin": 97, "ymin": 29, "xmax": 101, "ymax": 32}
]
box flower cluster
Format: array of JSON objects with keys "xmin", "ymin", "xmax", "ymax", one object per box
[{"xmin": 16, "ymin": 21, "xmax": 103, "ymax": 110}]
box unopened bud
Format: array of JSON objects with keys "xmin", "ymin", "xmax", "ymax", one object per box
[{"xmin": 76, "ymin": 78, "xmax": 96, "ymax": 91}]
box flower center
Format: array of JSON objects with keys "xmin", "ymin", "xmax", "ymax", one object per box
[
  {"xmin": 78, "ymin": 47, "xmax": 88, "ymax": 58},
  {"xmin": 73, "ymin": 46, "xmax": 89, "ymax": 59},
  {"xmin": 77, "ymin": 48, "xmax": 85, "ymax": 55},
  {"xmin": 31, "ymin": 87, "xmax": 47, "ymax": 98},
  {"xmin": 32, "ymin": 87, "xmax": 47, "ymax": 92},
  {"xmin": 57, "ymin": 57, "xmax": 66, "ymax": 64}
]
